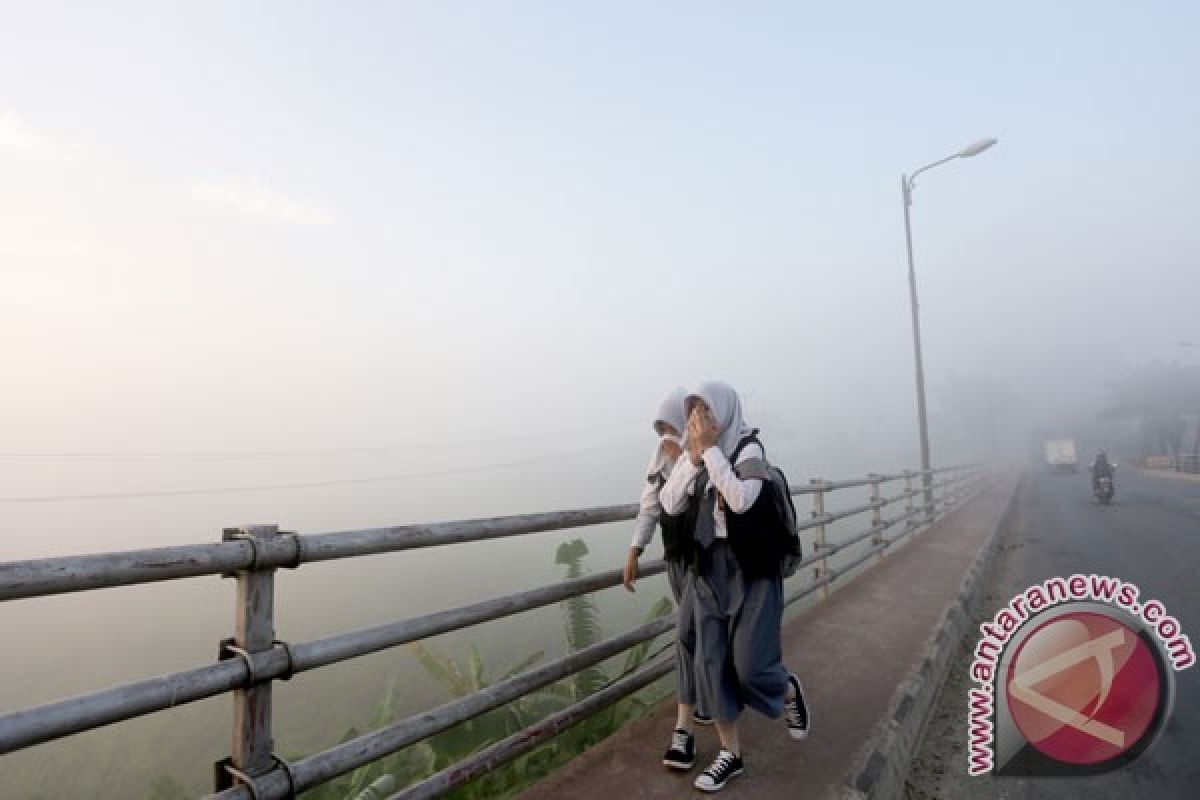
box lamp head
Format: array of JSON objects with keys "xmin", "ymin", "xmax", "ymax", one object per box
[{"xmin": 957, "ymin": 138, "xmax": 998, "ymax": 158}]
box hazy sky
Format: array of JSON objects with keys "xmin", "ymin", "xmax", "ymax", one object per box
[
  {"xmin": 2, "ymin": 8, "xmax": 1198, "ymax": 794},
  {"xmin": 2, "ymin": 1, "xmax": 1198, "ymax": 465}
]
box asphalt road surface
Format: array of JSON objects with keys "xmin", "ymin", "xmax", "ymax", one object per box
[{"xmin": 908, "ymin": 466, "xmax": 1200, "ymax": 799}]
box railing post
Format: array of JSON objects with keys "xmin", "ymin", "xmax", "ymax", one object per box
[
  {"xmin": 811, "ymin": 480, "xmax": 829, "ymax": 601},
  {"xmin": 217, "ymin": 524, "xmax": 279, "ymax": 790},
  {"xmin": 869, "ymin": 473, "xmax": 883, "ymax": 562},
  {"xmin": 903, "ymin": 470, "xmax": 915, "ymax": 534},
  {"xmin": 933, "ymin": 471, "xmax": 946, "ymax": 520},
  {"xmin": 925, "ymin": 467, "xmax": 936, "ymax": 523}
]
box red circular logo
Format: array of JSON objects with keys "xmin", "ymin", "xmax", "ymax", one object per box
[{"xmin": 1005, "ymin": 611, "xmax": 1162, "ymax": 765}]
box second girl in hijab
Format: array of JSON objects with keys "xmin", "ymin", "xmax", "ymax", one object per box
[{"xmin": 622, "ymin": 387, "xmax": 712, "ymax": 746}]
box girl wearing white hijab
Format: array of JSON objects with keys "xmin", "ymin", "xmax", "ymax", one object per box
[
  {"xmin": 624, "ymin": 386, "xmax": 688, "ymax": 595},
  {"xmin": 659, "ymin": 380, "xmax": 809, "ymax": 793},
  {"xmin": 623, "ymin": 387, "xmax": 712, "ymax": 740}
]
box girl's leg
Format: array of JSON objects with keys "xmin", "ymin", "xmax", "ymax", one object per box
[
  {"xmin": 714, "ymin": 719, "xmax": 740, "ymax": 755},
  {"xmin": 664, "ymin": 563, "xmax": 699, "ymax": 770},
  {"xmin": 731, "ymin": 571, "xmax": 809, "ymax": 737},
  {"xmin": 671, "ymin": 560, "xmax": 701, "ymax": 713},
  {"xmin": 693, "ymin": 544, "xmax": 747, "ymax": 792},
  {"xmin": 730, "ymin": 573, "xmax": 789, "ymax": 719},
  {"xmin": 693, "ymin": 546, "xmax": 742, "ymax": 724},
  {"xmin": 676, "ymin": 703, "xmax": 696, "ymax": 732}
]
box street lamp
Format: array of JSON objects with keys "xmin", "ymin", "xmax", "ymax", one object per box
[{"xmin": 901, "ymin": 137, "xmax": 997, "ymax": 518}]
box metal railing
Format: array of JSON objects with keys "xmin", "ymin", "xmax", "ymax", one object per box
[{"xmin": 0, "ymin": 463, "xmax": 986, "ymax": 800}]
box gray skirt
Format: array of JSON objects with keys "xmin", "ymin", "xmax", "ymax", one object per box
[
  {"xmin": 686, "ymin": 539, "xmax": 787, "ymax": 722},
  {"xmin": 669, "ymin": 559, "xmax": 702, "ymax": 710},
  {"xmin": 666, "ymin": 557, "xmax": 688, "ymax": 604}
]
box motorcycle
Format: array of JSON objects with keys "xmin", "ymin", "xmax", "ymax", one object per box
[{"xmin": 1090, "ymin": 460, "xmax": 1117, "ymax": 505}]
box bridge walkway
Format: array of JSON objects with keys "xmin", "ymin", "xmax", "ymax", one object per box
[{"xmin": 518, "ymin": 476, "xmax": 1018, "ymax": 800}]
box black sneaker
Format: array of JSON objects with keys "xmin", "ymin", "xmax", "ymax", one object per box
[
  {"xmin": 692, "ymin": 710, "xmax": 714, "ymax": 726},
  {"xmin": 662, "ymin": 728, "xmax": 695, "ymax": 770},
  {"xmin": 693, "ymin": 749, "xmax": 744, "ymax": 792},
  {"xmin": 785, "ymin": 672, "xmax": 810, "ymax": 740}
]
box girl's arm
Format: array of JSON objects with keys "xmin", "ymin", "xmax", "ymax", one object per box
[
  {"xmin": 701, "ymin": 442, "xmax": 765, "ymax": 513},
  {"xmin": 658, "ymin": 456, "xmax": 698, "ymax": 514},
  {"xmin": 630, "ymin": 476, "xmax": 661, "ymax": 551}
]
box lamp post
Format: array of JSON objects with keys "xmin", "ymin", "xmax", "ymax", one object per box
[{"xmin": 901, "ymin": 137, "xmax": 997, "ymax": 519}]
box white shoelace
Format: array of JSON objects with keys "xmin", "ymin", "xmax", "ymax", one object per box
[
  {"xmin": 704, "ymin": 750, "xmax": 738, "ymax": 777},
  {"xmin": 786, "ymin": 678, "xmax": 807, "ymax": 726},
  {"xmin": 671, "ymin": 730, "xmax": 691, "ymax": 751}
]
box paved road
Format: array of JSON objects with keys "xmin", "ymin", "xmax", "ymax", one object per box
[{"xmin": 909, "ymin": 467, "xmax": 1200, "ymax": 799}]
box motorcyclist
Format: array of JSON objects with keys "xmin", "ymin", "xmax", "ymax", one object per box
[{"xmin": 1091, "ymin": 450, "xmax": 1114, "ymax": 492}]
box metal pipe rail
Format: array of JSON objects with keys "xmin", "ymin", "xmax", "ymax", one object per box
[
  {"xmin": 796, "ymin": 504, "xmax": 923, "ymax": 573},
  {"xmin": 0, "ymin": 467, "xmax": 972, "ymax": 603},
  {"xmin": 391, "ymin": 654, "xmax": 677, "ymax": 800},
  {"xmin": 787, "ymin": 465, "xmax": 960, "ymax": 496},
  {"xmin": 795, "ymin": 485, "xmax": 922, "ymax": 535},
  {"xmin": 0, "ymin": 505, "xmax": 642, "ymax": 602},
  {"xmin": 0, "ymin": 462, "xmax": 984, "ymax": 800},
  {"xmin": 209, "ymin": 616, "xmax": 679, "ymax": 800},
  {"xmin": 788, "ymin": 472, "xmax": 982, "ymax": 609},
  {"xmin": 0, "ymin": 561, "xmax": 668, "ymax": 753}
]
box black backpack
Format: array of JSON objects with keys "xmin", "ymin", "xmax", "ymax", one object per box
[{"xmin": 714, "ymin": 431, "xmax": 803, "ymax": 579}]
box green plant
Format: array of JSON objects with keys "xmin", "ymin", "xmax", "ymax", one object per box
[
  {"xmin": 312, "ymin": 537, "xmax": 675, "ymax": 800},
  {"xmin": 554, "ymin": 539, "xmax": 607, "ymax": 701}
]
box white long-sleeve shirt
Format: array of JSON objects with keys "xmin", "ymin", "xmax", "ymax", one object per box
[
  {"xmin": 630, "ymin": 466, "xmax": 668, "ymax": 551},
  {"xmin": 659, "ymin": 444, "xmax": 765, "ymax": 539}
]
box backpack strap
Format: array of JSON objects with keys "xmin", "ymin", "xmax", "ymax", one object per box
[
  {"xmin": 729, "ymin": 428, "xmax": 763, "ymax": 463},
  {"xmin": 730, "ymin": 429, "xmax": 770, "ymax": 480},
  {"xmin": 735, "ymin": 457, "xmax": 771, "ymax": 481}
]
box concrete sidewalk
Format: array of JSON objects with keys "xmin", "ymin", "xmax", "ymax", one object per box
[{"xmin": 519, "ymin": 475, "xmax": 1019, "ymax": 800}]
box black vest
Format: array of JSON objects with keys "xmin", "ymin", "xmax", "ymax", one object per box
[
  {"xmin": 686, "ymin": 434, "xmax": 781, "ymax": 580},
  {"xmin": 656, "ymin": 473, "xmax": 692, "ymax": 563}
]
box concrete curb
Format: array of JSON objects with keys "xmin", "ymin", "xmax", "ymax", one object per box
[
  {"xmin": 840, "ymin": 472, "xmax": 1024, "ymax": 800},
  {"xmin": 1137, "ymin": 466, "xmax": 1200, "ymax": 484}
]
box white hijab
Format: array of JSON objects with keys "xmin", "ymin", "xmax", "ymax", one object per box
[
  {"xmin": 653, "ymin": 386, "xmax": 688, "ymax": 438},
  {"xmin": 646, "ymin": 386, "xmax": 688, "ymax": 478},
  {"xmin": 686, "ymin": 380, "xmax": 755, "ymax": 458}
]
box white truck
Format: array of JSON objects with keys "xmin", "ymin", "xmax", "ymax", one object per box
[{"xmin": 1044, "ymin": 438, "xmax": 1079, "ymax": 472}]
